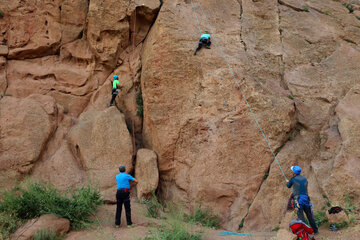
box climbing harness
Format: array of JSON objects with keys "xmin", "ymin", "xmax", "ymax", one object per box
[
  {"xmin": 218, "ymin": 231, "xmax": 274, "ymax": 237},
  {"xmin": 190, "ymin": 0, "xmax": 288, "ymax": 181}
]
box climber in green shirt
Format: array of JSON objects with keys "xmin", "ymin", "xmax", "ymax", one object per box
[{"xmin": 110, "ymin": 75, "xmax": 120, "ymax": 107}]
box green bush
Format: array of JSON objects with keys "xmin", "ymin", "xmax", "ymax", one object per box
[
  {"xmin": 0, "ymin": 10, "xmax": 3, "ymax": 18},
  {"xmin": 271, "ymin": 225, "xmax": 280, "ymax": 232},
  {"xmin": 184, "ymin": 206, "xmax": 220, "ymax": 229},
  {"xmin": 335, "ymin": 220, "xmax": 349, "ymax": 229},
  {"xmin": 343, "ymin": 2, "xmax": 354, "ymax": 13},
  {"xmin": 141, "ymin": 194, "xmax": 163, "ymax": 218},
  {"xmin": 0, "ymin": 211, "xmax": 22, "ymax": 239},
  {"xmin": 33, "ymin": 229, "xmax": 60, "ymax": 240},
  {"xmin": 143, "ymin": 222, "xmax": 202, "ymax": 240},
  {"xmin": 136, "ymin": 91, "xmax": 143, "ymax": 117},
  {"xmin": 0, "ymin": 182, "xmax": 102, "ymax": 230},
  {"xmin": 314, "ymin": 210, "xmax": 328, "ymax": 227}
]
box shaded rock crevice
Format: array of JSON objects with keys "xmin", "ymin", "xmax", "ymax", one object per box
[{"xmin": 278, "ymin": 0, "xmax": 309, "ymax": 12}]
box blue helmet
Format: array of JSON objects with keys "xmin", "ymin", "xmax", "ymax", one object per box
[
  {"xmin": 291, "ymin": 166, "xmax": 301, "ymax": 175},
  {"xmin": 113, "ymin": 75, "xmax": 118, "ymax": 80}
]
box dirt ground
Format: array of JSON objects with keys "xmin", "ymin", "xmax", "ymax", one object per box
[{"xmin": 63, "ymin": 200, "xmax": 360, "ymax": 240}]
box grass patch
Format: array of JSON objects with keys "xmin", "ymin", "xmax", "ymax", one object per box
[
  {"xmin": 141, "ymin": 193, "xmax": 163, "ymax": 218},
  {"xmin": 238, "ymin": 218, "xmax": 245, "ymax": 229},
  {"xmin": 289, "ymin": 132, "xmax": 297, "ymax": 141},
  {"xmin": 271, "ymin": 225, "xmax": 280, "ymax": 232},
  {"xmin": 184, "ymin": 206, "xmax": 220, "ymax": 229},
  {"xmin": 143, "ymin": 221, "xmax": 202, "ymax": 240},
  {"xmin": 288, "ymin": 94, "xmax": 294, "ymax": 100},
  {"xmin": 0, "ymin": 211, "xmax": 22, "ymax": 239},
  {"xmin": 63, "ymin": 107, "xmax": 69, "ymax": 114},
  {"xmin": 305, "ymin": 39, "xmax": 313, "ymax": 45},
  {"xmin": 335, "ymin": 220, "xmax": 349, "ymax": 229},
  {"xmin": 263, "ymin": 172, "xmax": 269, "ymax": 180},
  {"xmin": 136, "ymin": 91, "xmax": 143, "ymax": 117},
  {"xmin": 303, "ymin": 8, "xmax": 309, "ymax": 12},
  {"xmin": 33, "ymin": 229, "xmax": 61, "ymax": 240},
  {"xmin": 344, "ymin": 194, "xmax": 356, "ymax": 213},
  {"xmin": 0, "ymin": 181, "xmax": 102, "ymax": 235},
  {"xmin": 0, "ymin": 9, "xmax": 3, "ymax": 18},
  {"xmin": 314, "ymin": 210, "xmax": 328, "ymax": 227}
]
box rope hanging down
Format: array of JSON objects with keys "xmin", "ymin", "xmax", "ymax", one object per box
[{"xmin": 190, "ymin": 0, "xmax": 288, "ymax": 181}]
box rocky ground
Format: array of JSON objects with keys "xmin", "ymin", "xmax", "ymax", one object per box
[
  {"xmin": 62, "ymin": 200, "xmax": 360, "ymax": 240},
  {"xmin": 0, "ymin": 0, "xmax": 360, "ymax": 236}
]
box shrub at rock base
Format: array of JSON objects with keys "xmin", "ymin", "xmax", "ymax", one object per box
[{"xmin": 0, "ymin": 182, "xmax": 102, "ymax": 238}]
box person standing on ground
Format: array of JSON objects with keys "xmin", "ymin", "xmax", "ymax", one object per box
[
  {"xmin": 110, "ymin": 75, "xmax": 120, "ymax": 107},
  {"xmin": 115, "ymin": 165, "xmax": 138, "ymax": 228},
  {"xmin": 194, "ymin": 30, "xmax": 211, "ymax": 55},
  {"xmin": 286, "ymin": 165, "xmax": 319, "ymax": 235}
]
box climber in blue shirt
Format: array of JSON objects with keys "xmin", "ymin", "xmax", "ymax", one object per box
[
  {"xmin": 194, "ymin": 30, "xmax": 211, "ymax": 55},
  {"xmin": 286, "ymin": 166, "xmax": 318, "ymax": 234}
]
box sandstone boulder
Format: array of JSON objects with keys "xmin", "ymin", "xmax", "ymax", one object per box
[
  {"xmin": 326, "ymin": 209, "xmax": 350, "ymax": 225},
  {"xmin": 31, "ymin": 143, "xmax": 85, "ymax": 191},
  {"xmin": 11, "ymin": 214, "xmax": 70, "ymax": 240},
  {"xmin": 135, "ymin": 149, "xmax": 159, "ymax": 200},
  {"xmin": 68, "ymin": 108, "xmax": 133, "ymax": 191},
  {"xmin": 0, "ymin": 95, "xmax": 57, "ymax": 188}
]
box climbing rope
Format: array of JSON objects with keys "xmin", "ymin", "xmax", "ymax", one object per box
[
  {"xmin": 190, "ymin": 0, "xmax": 202, "ymax": 35},
  {"xmin": 219, "ymin": 231, "xmax": 274, "ymax": 237},
  {"xmin": 190, "ymin": 0, "xmax": 288, "ymax": 181}
]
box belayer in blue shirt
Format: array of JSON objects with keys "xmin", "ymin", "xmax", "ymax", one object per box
[
  {"xmin": 115, "ymin": 165, "xmax": 138, "ymax": 228},
  {"xmin": 194, "ymin": 30, "xmax": 211, "ymax": 55},
  {"xmin": 286, "ymin": 165, "xmax": 318, "ymax": 235}
]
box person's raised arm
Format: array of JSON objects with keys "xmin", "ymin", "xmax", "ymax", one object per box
[{"xmin": 132, "ymin": 178, "xmax": 138, "ymax": 184}]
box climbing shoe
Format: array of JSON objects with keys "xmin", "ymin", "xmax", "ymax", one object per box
[
  {"xmin": 205, "ymin": 46, "xmax": 211, "ymax": 49},
  {"xmin": 127, "ymin": 224, "xmax": 136, "ymax": 228},
  {"xmin": 115, "ymin": 225, "xmax": 120, "ymax": 228},
  {"xmin": 194, "ymin": 51, "xmax": 197, "ymax": 55}
]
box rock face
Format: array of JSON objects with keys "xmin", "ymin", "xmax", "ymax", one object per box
[
  {"xmin": 11, "ymin": 214, "xmax": 70, "ymax": 240},
  {"xmin": 141, "ymin": 0, "xmax": 360, "ymax": 231},
  {"xmin": 0, "ymin": 0, "xmax": 359, "ymax": 233},
  {"xmin": 135, "ymin": 149, "xmax": 159, "ymax": 200},
  {"xmin": 0, "ymin": 95, "xmax": 57, "ymax": 188},
  {"xmin": 141, "ymin": 0, "xmax": 294, "ymax": 230},
  {"xmin": 68, "ymin": 108, "xmax": 133, "ymax": 190},
  {"xmin": 0, "ymin": 0, "xmax": 160, "ymax": 192}
]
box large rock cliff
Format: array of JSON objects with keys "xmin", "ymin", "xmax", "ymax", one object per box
[{"xmin": 0, "ymin": 0, "xmax": 359, "ymax": 232}]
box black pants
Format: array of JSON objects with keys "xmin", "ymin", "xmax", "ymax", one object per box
[
  {"xmin": 297, "ymin": 206, "xmax": 318, "ymax": 233},
  {"xmin": 115, "ymin": 190, "xmax": 132, "ymax": 226},
  {"xmin": 110, "ymin": 89, "xmax": 119, "ymax": 106},
  {"xmin": 195, "ymin": 38, "xmax": 211, "ymax": 54}
]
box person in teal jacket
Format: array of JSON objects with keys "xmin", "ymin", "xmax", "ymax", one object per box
[
  {"xmin": 194, "ymin": 30, "xmax": 211, "ymax": 55},
  {"xmin": 110, "ymin": 75, "xmax": 120, "ymax": 107}
]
